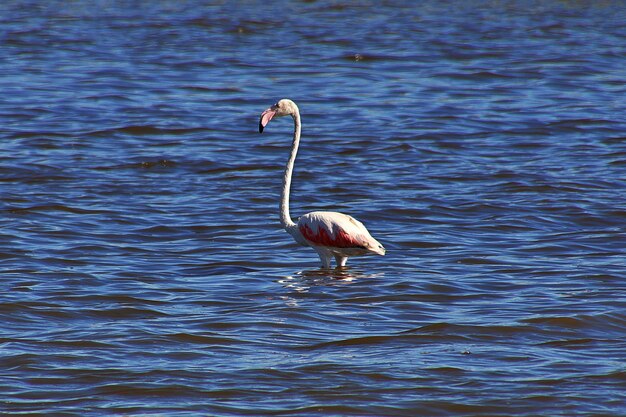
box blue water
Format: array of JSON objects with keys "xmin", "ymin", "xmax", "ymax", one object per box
[{"xmin": 2, "ymin": 1, "xmax": 626, "ymax": 416}]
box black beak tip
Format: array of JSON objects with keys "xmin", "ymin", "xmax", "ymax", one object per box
[{"xmin": 259, "ymin": 122, "xmax": 264, "ymax": 133}]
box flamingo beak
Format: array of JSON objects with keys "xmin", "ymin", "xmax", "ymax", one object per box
[{"xmin": 259, "ymin": 107, "xmax": 277, "ymax": 133}]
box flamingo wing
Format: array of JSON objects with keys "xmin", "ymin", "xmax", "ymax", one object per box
[{"xmin": 297, "ymin": 211, "xmax": 385, "ymax": 255}]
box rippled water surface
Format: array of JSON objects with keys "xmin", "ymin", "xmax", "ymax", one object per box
[{"xmin": 2, "ymin": 1, "xmax": 626, "ymax": 416}]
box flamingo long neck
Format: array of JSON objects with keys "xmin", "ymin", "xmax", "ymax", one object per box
[{"xmin": 280, "ymin": 110, "xmax": 301, "ymax": 230}]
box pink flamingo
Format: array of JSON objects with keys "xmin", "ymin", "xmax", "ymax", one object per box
[{"xmin": 259, "ymin": 99, "xmax": 386, "ymax": 268}]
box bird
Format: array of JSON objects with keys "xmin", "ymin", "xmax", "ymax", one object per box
[{"xmin": 258, "ymin": 99, "xmax": 385, "ymax": 269}]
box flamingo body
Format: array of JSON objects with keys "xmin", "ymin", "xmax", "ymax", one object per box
[
  {"xmin": 258, "ymin": 99, "xmax": 385, "ymax": 268},
  {"xmin": 298, "ymin": 211, "xmax": 384, "ymax": 253},
  {"xmin": 298, "ymin": 211, "xmax": 385, "ymax": 269}
]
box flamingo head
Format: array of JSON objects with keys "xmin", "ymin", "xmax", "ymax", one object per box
[{"xmin": 259, "ymin": 99, "xmax": 299, "ymax": 133}]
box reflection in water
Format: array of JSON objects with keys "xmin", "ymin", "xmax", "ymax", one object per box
[{"xmin": 279, "ymin": 268, "xmax": 385, "ymax": 294}]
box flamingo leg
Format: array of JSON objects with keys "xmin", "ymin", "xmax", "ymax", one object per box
[
  {"xmin": 334, "ymin": 254, "xmax": 348, "ymax": 268},
  {"xmin": 313, "ymin": 247, "xmax": 332, "ymax": 269},
  {"xmin": 319, "ymin": 255, "xmax": 332, "ymax": 269}
]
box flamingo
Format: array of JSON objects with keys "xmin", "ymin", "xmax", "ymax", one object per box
[{"xmin": 258, "ymin": 99, "xmax": 386, "ymax": 268}]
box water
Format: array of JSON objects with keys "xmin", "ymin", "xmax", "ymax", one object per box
[{"xmin": 2, "ymin": 1, "xmax": 626, "ymax": 415}]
